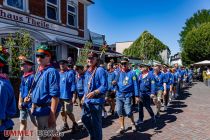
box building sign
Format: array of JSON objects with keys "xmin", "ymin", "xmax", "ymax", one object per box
[
  {"xmin": 90, "ymin": 31, "xmax": 105, "ymax": 46},
  {"xmin": 0, "ymin": 7, "xmax": 78, "ymax": 36}
]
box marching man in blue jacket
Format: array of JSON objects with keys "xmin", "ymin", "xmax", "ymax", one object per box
[
  {"xmin": 81, "ymin": 52, "xmax": 107, "ymax": 140},
  {"xmin": 0, "ymin": 45, "xmax": 16, "ymax": 140},
  {"xmin": 106, "ymin": 62, "xmax": 117, "ymax": 115},
  {"xmin": 58, "ymin": 59, "xmax": 79, "ymax": 133},
  {"xmin": 153, "ymin": 64, "xmax": 165, "ymax": 118},
  {"xmin": 75, "ymin": 64, "xmax": 85, "ymax": 123},
  {"xmin": 136, "ymin": 63, "xmax": 156, "ymax": 126},
  {"xmin": 24, "ymin": 45, "xmax": 60, "ymax": 140},
  {"xmin": 115, "ymin": 58, "xmax": 139, "ymax": 134},
  {"xmin": 18, "ymin": 58, "xmax": 37, "ymax": 140},
  {"xmin": 162, "ymin": 64, "xmax": 174, "ymax": 111}
]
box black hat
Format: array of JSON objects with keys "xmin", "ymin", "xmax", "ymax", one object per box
[
  {"xmin": 139, "ymin": 63, "xmax": 149, "ymax": 67},
  {"xmin": 120, "ymin": 57, "xmax": 129, "ymax": 63},
  {"xmin": 163, "ymin": 64, "xmax": 169, "ymax": 68},
  {"xmin": 75, "ymin": 64, "xmax": 84, "ymax": 69},
  {"xmin": 88, "ymin": 52, "xmax": 98, "ymax": 58},
  {"xmin": 20, "ymin": 59, "xmax": 34, "ymax": 66},
  {"xmin": 59, "ymin": 59, "xmax": 69, "ymax": 64}
]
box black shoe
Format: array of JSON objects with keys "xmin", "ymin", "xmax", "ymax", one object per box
[
  {"xmin": 59, "ymin": 124, "xmax": 70, "ymax": 132},
  {"xmin": 154, "ymin": 124, "xmax": 158, "ymax": 130},
  {"xmin": 136, "ymin": 120, "xmax": 144, "ymax": 126},
  {"xmin": 71, "ymin": 123, "xmax": 79, "ymax": 133}
]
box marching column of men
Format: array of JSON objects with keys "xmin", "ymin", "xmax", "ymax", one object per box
[{"xmin": 0, "ymin": 44, "xmax": 194, "ymax": 140}]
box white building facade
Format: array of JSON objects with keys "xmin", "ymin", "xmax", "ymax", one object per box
[
  {"xmin": 170, "ymin": 52, "xmax": 182, "ymax": 66},
  {"xmin": 115, "ymin": 41, "xmax": 171, "ymax": 64}
]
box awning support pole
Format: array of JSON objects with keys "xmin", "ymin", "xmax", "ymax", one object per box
[{"xmin": 77, "ymin": 48, "xmax": 80, "ymax": 57}]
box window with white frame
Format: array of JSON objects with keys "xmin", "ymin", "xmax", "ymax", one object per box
[
  {"xmin": 6, "ymin": 0, "xmax": 27, "ymax": 11},
  {"xmin": 67, "ymin": 2, "xmax": 77, "ymax": 27},
  {"xmin": 46, "ymin": 0, "xmax": 59, "ymax": 21}
]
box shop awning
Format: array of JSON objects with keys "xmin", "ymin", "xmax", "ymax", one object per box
[{"xmin": 0, "ymin": 26, "xmax": 50, "ymax": 42}]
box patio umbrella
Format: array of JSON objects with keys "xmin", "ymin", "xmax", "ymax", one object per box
[{"xmin": 193, "ymin": 60, "xmax": 210, "ymax": 66}]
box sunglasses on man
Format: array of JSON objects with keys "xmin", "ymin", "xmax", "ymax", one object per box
[
  {"xmin": 88, "ymin": 57, "xmax": 95, "ymax": 60},
  {"xmin": 36, "ymin": 54, "xmax": 46, "ymax": 59},
  {"xmin": 121, "ymin": 62, "xmax": 128, "ymax": 66}
]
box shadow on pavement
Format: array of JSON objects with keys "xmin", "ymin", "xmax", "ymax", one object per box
[
  {"xmin": 61, "ymin": 125, "xmax": 89, "ymax": 140},
  {"xmin": 110, "ymin": 132, "xmax": 152, "ymax": 140},
  {"xmin": 137, "ymin": 112, "xmax": 177, "ymax": 132},
  {"xmin": 169, "ymin": 100, "xmax": 187, "ymax": 109},
  {"xmin": 102, "ymin": 114, "xmax": 118, "ymax": 128},
  {"xmin": 177, "ymin": 91, "xmax": 192, "ymax": 101}
]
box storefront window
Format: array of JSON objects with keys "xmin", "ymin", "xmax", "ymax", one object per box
[
  {"xmin": 67, "ymin": 2, "xmax": 77, "ymax": 27},
  {"xmin": 46, "ymin": 0, "xmax": 59, "ymax": 21}
]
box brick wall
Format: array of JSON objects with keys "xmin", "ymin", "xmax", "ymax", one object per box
[
  {"xmin": 78, "ymin": 30, "xmax": 84, "ymax": 37},
  {"xmin": 29, "ymin": 0, "xmax": 45, "ymax": 17},
  {"xmin": 0, "ymin": 0, "xmax": 3, "ymax": 5},
  {"xmin": 78, "ymin": 2, "xmax": 84, "ymax": 30},
  {"xmin": 61, "ymin": 0, "xmax": 67, "ymax": 24}
]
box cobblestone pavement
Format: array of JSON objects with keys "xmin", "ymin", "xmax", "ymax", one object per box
[{"xmin": 11, "ymin": 82, "xmax": 210, "ymax": 140}]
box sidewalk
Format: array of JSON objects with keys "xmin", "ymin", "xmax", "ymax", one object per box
[{"xmin": 11, "ymin": 82, "xmax": 210, "ymax": 140}]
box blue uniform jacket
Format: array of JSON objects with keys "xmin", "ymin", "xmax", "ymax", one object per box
[
  {"xmin": 180, "ymin": 70, "xmax": 186, "ymax": 80},
  {"xmin": 84, "ymin": 67, "xmax": 108, "ymax": 104},
  {"xmin": 163, "ymin": 72, "xmax": 173, "ymax": 89},
  {"xmin": 76, "ymin": 74, "xmax": 85, "ymax": 97},
  {"xmin": 149, "ymin": 68, "xmax": 154, "ymax": 75},
  {"xmin": 139, "ymin": 72, "xmax": 155, "ymax": 96},
  {"xmin": 188, "ymin": 69, "xmax": 193, "ymax": 79},
  {"xmin": 173, "ymin": 72, "xmax": 179, "ymax": 84},
  {"xmin": 175, "ymin": 68, "xmax": 182, "ymax": 80},
  {"xmin": 153, "ymin": 72, "xmax": 164, "ymax": 92},
  {"xmin": 32, "ymin": 66, "xmax": 60, "ymax": 116},
  {"xmin": 107, "ymin": 71, "xmax": 117, "ymax": 91},
  {"xmin": 116, "ymin": 69, "xmax": 139, "ymax": 98},
  {"xmin": 114, "ymin": 67, "xmax": 120, "ymax": 73},
  {"xmin": 19, "ymin": 73, "xmax": 34, "ymax": 108},
  {"xmin": 0, "ymin": 78, "xmax": 16, "ymax": 131},
  {"xmin": 59, "ymin": 70, "xmax": 76, "ymax": 100}
]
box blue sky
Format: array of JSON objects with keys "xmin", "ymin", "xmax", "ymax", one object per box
[{"xmin": 88, "ymin": 0, "xmax": 210, "ymax": 55}]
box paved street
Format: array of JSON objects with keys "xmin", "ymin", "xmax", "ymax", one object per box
[{"xmin": 11, "ymin": 82, "xmax": 210, "ymax": 140}]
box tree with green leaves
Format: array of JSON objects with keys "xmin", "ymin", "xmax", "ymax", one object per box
[
  {"xmin": 181, "ymin": 23, "xmax": 210, "ymax": 64},
  {"xmin": 179, "ymin": 9, "xmax": 210, "ymax": 46},
  {"xmin": 5, "ymin": 30, "xmax": 34, "ymax": 78},
  {"xmin": 123, "ymin": 31, "xmax": 167, "ymax": 62},
  {"xmin": 179, "ymin": 9, "xmax": 210, "ymax": 65},
  {"xmin": 76, "ymin": 41, "xmax": 92, "ymax": 66}
]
